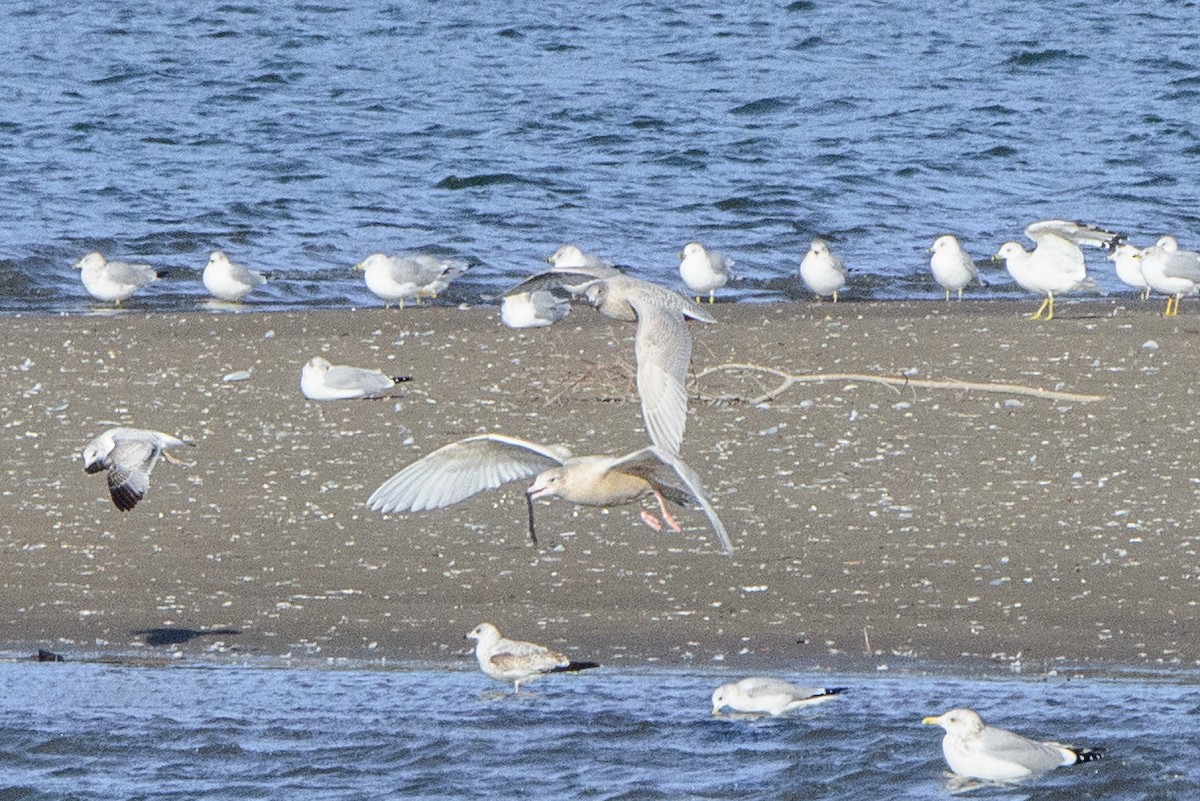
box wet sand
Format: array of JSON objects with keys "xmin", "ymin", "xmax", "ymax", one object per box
[{"xmin": 1, "ymin": 298, "xmax": 1197, "ymax": 673}]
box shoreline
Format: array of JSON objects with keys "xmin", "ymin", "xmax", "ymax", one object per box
[{"xmin": 2, "ymin": 299, "xmax": 1197, "ymax": 675}]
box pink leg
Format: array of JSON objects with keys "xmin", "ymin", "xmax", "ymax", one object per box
[
  {"xmin": 639, "ymin": 510, "xmax": 664, "ymax": 531},
  {"xmin": 653, "ymin": 491, "xmax": 682, "ymax": 533}
]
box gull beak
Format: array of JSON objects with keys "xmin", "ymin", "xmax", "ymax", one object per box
[
  {"xmin": 921, "ymin": 715, "xmax": 940, "ymax": 725},
  {"xmin": 353, "ymin": 261, "xmax": 365, "ymax": 271}
]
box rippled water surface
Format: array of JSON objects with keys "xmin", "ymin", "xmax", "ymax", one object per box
[
  {"xmin": 0, "ymin": 1, "xmax": 1198, "ymax": 313},
  {"xmin": 0, "ymin": 662, "xmax": 1196, "ymax": 800}
]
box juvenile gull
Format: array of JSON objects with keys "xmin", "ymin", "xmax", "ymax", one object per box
[
  {"xmin": 711, "ymin": 678, "xmax": 845, "ymax": 716},
  {"xmin": 679, "ymin": 241, "xmax": 732, "ymax": 303},
  {"xmin": 74, "ymin": 251, "xmax": 157, "ymax": 305},
  {"xmin": 354, "ymin": 253, "xmax": 468, "ymax": 309},
  {"xmin": 300, "ymin": 356, "xmax": 411, "ymax": 401},
  {"xmin": 928, "ymin": 235, "xmax": 980, "ymax": 301},
  {"xmin": 1133, "ymin": 235, "xmax": 1200, "ymax": 316},
  {"xmin": 82, "ymin": 427, "xmax": 193, "ymax": 511},
  {"xmin": 922, "ymin": 708, "xmax": 1104, "ymax": 784},
  {"xmin": 466, "ymin": 622, "xmax": 599, "ymax": 693},
  {"xmin": 203, "ymin": 250, "xmax": 266, "ymax": 302},
  {"xmin": 366, "ymin": 433, "xmax": 733, "ymax": 554},
  {"xmin": 799, "ymin": 239, "xmax": 848, "ymax": 302},
  {"xmin": 993, "ymin": 220, "xmax": 1122, "ymax": 320},
  {"xmin": 500, "ymin": 259, "xmax": 619, "ymax": 329},
  {"xmin": 1107, "ymin": 243, "xmax": 1150, "ymax": 299},
  {"xmin": 580, "ymin": 274, "xmax": 715, "ymax": 458}
]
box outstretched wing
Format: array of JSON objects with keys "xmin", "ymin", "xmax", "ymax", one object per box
[
  {"xmin": 105, "ymin": 438, "xmax": 161, "ymax": 511},
  {"xmin": 367, "ymin": 434, "xmax": 569, "ymax": 513}
]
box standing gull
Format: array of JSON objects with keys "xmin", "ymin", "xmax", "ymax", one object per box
[
  {"xmin": 82, "ymin": 427, "xmax": 193, "ymax": 511},
  {"xmin": 679, "ymin": 241, "xmax": 732, "ymax": 303},
  {"xmin": 300, "ymin": 356, "xmax": 411, "ymax": 400},
  {"xmin": 1107, "ymin": 243, "xmax": 1150, "ymax": 299},
  {"xmin": 928, "ymin": 235, "xmax": 979, "ymax": 301},
  {"xmin": 580, "ymin": 274, "xmax": 715, "ymax": 458},
  {"xmin": 922, "ymin": 708, "xmax": 1104, "ymax": 784},
  {"xmin": 203, "ymin": 250, "xmax": 266, "ymax": 302},
  {"xmin": 1133, "ymin": 235, "xmax": 1200, "ymax": 316},
  {"xmin": 74, "ymin": 252, "xmax": 158, "ymax": 305},
  {"xmin": 354, "ymin": 253, "xmax": 468, "ymax": 309},
  {"xmin": 711, "ymin": 678, "xmax": 845, "ymax": 716},
  {"xmin": 798, "ymin": 239, "xmax": 849, "ymax": 302},
  {"xmin": 366, "ymin": 433, "xmax": 733, "ymax": 554},
  {"xmin": 466, "ymin": 622, "xmax": 599, "ymax": 693},
  {"xmin": 993, "ymin": 220, "xmax": 1122, "ymax": 320}
]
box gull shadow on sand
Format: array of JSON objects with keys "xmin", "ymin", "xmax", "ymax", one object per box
[{"xmin": 134, "ymin": 627, "xmax": 241, "ymax": 647}]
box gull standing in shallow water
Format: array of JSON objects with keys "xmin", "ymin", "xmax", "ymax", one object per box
[
  {"xmin": 82, "ymin": 427, "xmax": 194, "ymax": 511},
  {"xmin": 711, "ymin": 678, "xmax": 845, "ymax": 716},
  {"xmin": 354, "ymin": 252, "xmax": 468, "ymax": 309},
  {"xmin": 466, "ymin": 622, "xmax": 599, "ymax": 693},
  {"xmin": 580, "ymin": 274, "xmax": 715, "ymax": 459},
  {"xmin": 679, "ymin": 241, "xmax": 732, "ymax": 303},
  {"xmin": 366, "ymin": 433, "xmax": 733, "ymax": 554},
  {"xmin": 1133, "ymin": 235, "xmax": 1200, "ymax": 316},
  {"xmin": 993, "ymin": 220, "xmax": 1122, "ymax": 320},
  {"xmin": 798, "ymin": 238, "xmax": 848, "ymax": 302},
  {"xmin": 74, "ymin": 252, "xmax": 158, "ymax": 305},
  {"xmin": 928, "ymin": 235, "xmax": 979, "ymax": 301},
  {"xmin": 203, "ymin": 250, "xmax": 266, "ymax": 302},
  {"xmin": 300, "ymin": 357, "xmax": 411, "ymax": 400},
  {"xmin": 922, "ymin": 708, "xmax": 1104, "ymax": 784}
]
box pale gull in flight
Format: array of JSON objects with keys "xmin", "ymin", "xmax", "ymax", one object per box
[{"xmin": 82, "ymin": 427, "xmax": 193, "ymax": 511}]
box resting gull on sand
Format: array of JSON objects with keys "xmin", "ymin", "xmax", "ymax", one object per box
[
  {"xmin": 300, "ymin": 356, "xmax": 411, "ymax": 401},
  {"xmin": 82, "ymin": 427, "xmax": 193, "ymax": 511},
  {"xmin": 499, "ymin": 256, "xmax": 619, "ymax": 329},
  {"xmin": 992, "ymin": 220, "xmax": 1122, "ymax": 320},
  {"xmin": 366, "ymin": 433, "xmax": 733, "ymax": 554},
  {"xmin": 466, "ymin": 622, "xmax": 599, "ymax": 693},
  {"xmin": 679, "ymin": 241, "xmax": 732, "ymax": 304},
  {"xmin": 202, "ymin": 250, "xmax": 266, "ymax": 302},
  {"xmin": 711, "ymin": 678, "xmax": 845, "ymax": 716},
  {"xmin": 74, "ymin": 252, "xmax": 158, "ymax": 305},
  {"xmin": 922, "ymin": 708, "xmax": 1104, "ymax": 784}
]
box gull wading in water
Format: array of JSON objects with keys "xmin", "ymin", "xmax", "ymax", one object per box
[
  {"xmin": 711, "ymin": 678, "xmax": 845, "ymax": 716},
  {"xmin": 1133, "ymin": 235, "xmax": 1200, "ymax": 316},
  {"xmin": 928, "ymin": 235, "xmax": 980, "ymax": 301},
  {"xmin": 82, "ymin": 427, "xmax": 194, "ymax": 511},
  {"xmin": 580, "ymin": 274, "xmax": 715, "ymax": 458},
  {"xmin": 678, "ymin": 241, "xmax": 732, "ymax": 303},
  {"xmin": 922, "ymin": 708, "xmax": 1104, "ymax": 784},
  {"xmin": 354, "ymin": 252, "xmax": 468, "ymax": 309},
  {"xmin": 798, "ymin": 238, "xmax": 849, "ymax": 302},
  {"xmin": 300, "ymin": 357, "xmax": 411, "ymax": 401},
  {"xmin": 74, "ymin": 252, "xmax": 158, "ymax": 305},
  {"xmin": 992, "ymin": 220, "xmax": 1123, "ymax": 320},
  {"xmin": 202, "ymin": 250, "xmax": 266, "ymax": 302},
  {"xmin": 466, "ymin": 622, "xmax": 599, "ymax": 693},
  {"xmin": 366, "ymin": 433, "xmax": 733, "ymax": 554}
]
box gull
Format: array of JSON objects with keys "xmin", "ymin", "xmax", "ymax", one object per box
[
  {"xmin": 993, "ymin": 220, "xmax": 1122, "ymax": 320},
  {"xmin": 300, "ymin": 356, "xmax": 411, "ymax": 400},
  {"xmin": 202, "ymin": 250, "xmax": 266, "ymax": 302},
  {"xmin": 500, "ymin": 259, "xmax": 619, "ymax": 329},
  {"xmin": 1133, "ymin": 235, "xmax": 1200, "ymax": 316},
  {"xmin": 923, "ymin": 708, "xmax": 1104, "ymax": 784},
  {"xmin": 466, "ymin": 622, "xmax": 599, "ymax": 693},
  {"xmin": 580, "ymin": 274, "xmax": 715, "ymax": 458},
  {"xmin": 711, "ymin": 678, "xmax": 845, "ymax": 716},
  {"xmin": 928, "ymin": 235, "xmax": 980, "ymax": 301},
  {"xmin": 679, "ymin": 241, "xmax": 732, "ymax": 303},
  {"xmin": 366, "ymin": 433, "xmax": 733, "ymax": 554},
  {"xmin": 799, "ymin": 239, "xmax": 849, "ymax": 302},
  {"xmin": 1107, "ymin": 243, "xmax": 1151, "ymax": 299},
  {"xmin": 354, "ymin": 253, "xmax": 468, "ymax": 309},
  {"xmin": 74, "ymin": 252, "xmax": 157, "ymax": 305},
  {"xmin": 82, "ymin": 427, "xmax": 193, "ymax": 511},
  {"xmin": 547, "ymin": 243, "xmax": 615, "ymax": 271}
]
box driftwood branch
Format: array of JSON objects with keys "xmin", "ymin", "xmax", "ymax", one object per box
[{"xmin": 693, "ymin": 362, "xmax": 1105, "ymax": 405}]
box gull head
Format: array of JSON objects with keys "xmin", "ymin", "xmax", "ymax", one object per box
[
  {"xmin": 466, "ymin": 622, "xmax": 499, "ymax": 644},
  {"xmin": 527, "ymin": 467, "xmax": 566, "ymax": 501},
  {"xmin": 207, "ymin": 250, "xmax": 230, "ymax": 269},
  {"xmin": 922, "ymin": 708, "xmax": 986, "ymax": 737},
  {"xmin": 929, "ymin": 234, "xmax": 960, "ymax": 255},
  {"xmin": 81, "ymin": 438, "xmax": 110, "ymax": 474},
  {"xmin": 304, "ymin": 357, "xmax": 332, "ymax": 375},
  {"xmin": 680, "ymin": 241, "xmax": 707, "ymax": 260},
  {"xmin": 354, "ymin": 253, "xmax": 388, "ymax": 272},
  {"xmin": 549, "ymin": 244, "xmax": 585, "ymax": 267},
  {"xmin": 711, "ymin": 684, "xmax": 732, "ymax": 715},
  {"xmin": 1156, "ymin": 235, "xmax": 1179, "ymax": 253},
  {"xmin": 993, "ymin": 241, "xmax": 1026, "ymax": 263},
  {"xmin": 74, "ymin": 252, "xmax": 105, "ymax": 271},
  {"xmin": 581, "ymin": 280, "xmax": 608, "ymax": 309}
]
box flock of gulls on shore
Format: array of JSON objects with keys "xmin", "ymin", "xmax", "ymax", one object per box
[{"xmin": 71, "ymin": 219, "xmax": 1141, "ymax": 787}]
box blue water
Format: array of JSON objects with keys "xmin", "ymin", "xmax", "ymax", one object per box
[
  {"xmin": 0, "ymin": 661, "xmax": 1195, "ymax": 800},
  {"xmin": 0, "ymin": 1, "xmax": 1198, "ymax": 313}
]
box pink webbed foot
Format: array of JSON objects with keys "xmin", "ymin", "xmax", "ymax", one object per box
[{"xmin": 639, "ymin": 510, "xmax": 664, "ymax": 531}]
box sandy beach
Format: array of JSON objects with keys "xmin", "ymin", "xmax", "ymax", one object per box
[{"xmin": 1, "ymin": 298, "xmax": 1197, "ymax": 673}]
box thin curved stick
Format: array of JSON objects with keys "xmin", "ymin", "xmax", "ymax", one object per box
[{"xmin": 693, "ymin": 363, "xmax": 1105, "ymax": 405}]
